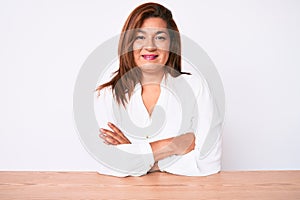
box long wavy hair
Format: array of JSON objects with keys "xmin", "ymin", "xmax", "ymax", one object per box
[{"xmin": 96, "ymin": 2, "xmax": 189, "ymax": 106}]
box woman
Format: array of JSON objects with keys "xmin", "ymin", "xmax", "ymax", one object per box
[{"xmin": 94, "ymin": 2, "xmax": 221, "ymax": 176}]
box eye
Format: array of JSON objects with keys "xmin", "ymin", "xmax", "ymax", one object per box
[
  {"xmin": 135, "ymin": 35, "xmax": 145, "ymax": 40},
  {"xmin": 155, "ymin": 36, "xmax": 166, "ymax": 40}
]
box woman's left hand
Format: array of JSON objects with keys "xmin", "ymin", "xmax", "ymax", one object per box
[{"xmin": 99, "ymin": 122, "xmax": 131, "ymax": 145}]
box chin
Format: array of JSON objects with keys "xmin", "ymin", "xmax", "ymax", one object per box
[{"xmin": 139, "ymin": 63, "xmax": 165, "ymax": 73}]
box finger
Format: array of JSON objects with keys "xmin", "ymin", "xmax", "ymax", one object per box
[
  {"xmin": 107, "ymin": 122, "xmax": 123, "ymax": 136},
  {"xmin": 100, "ymin": 128, "xmax": 125, "ymax": 144},
  {"xmin": 105, "ymin": 135, "xmax": 119, "ymax": 145},
  {"xmin": 107, "ymin": 123, "xmax": 131, "ymax": 143},
  {"xmin": 106, "ymin": 123, "xmax": 130, "ymax": 143},
  {"xmin": 99, "ymin": 133, "xmax": 119, "ymax": 145}
]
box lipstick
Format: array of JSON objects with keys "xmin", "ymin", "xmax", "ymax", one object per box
[{"xmin": 142, "ymin": 54, "xmax": 158, "ymax": 60}]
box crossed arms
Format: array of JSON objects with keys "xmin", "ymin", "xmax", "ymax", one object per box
[{"xmin": 99, "ymin": 122, "xmax": 195, "ymax": 173}]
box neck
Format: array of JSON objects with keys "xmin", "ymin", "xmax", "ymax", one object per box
[{"xmin": 141, "ymin": 70, "xmax": 165, "ymax": 85}]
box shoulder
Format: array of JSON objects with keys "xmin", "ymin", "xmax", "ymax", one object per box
[{"xmin": 166, "ymin": 72, "xmax": 207, "ymax": 98}]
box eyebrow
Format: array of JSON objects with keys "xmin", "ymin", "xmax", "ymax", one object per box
[{"xmin": 137, "ymin": 30, "xmax": 168, "ymax": 35}]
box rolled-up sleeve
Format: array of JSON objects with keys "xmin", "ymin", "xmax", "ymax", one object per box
[{"xmin": 116, "ymin": 142, "xmax": 155, "ymax": 174}]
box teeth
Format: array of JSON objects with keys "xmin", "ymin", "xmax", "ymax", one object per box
[{"xmin": 143, "ymin": 55, "xmax": 157, "ymax": 60}]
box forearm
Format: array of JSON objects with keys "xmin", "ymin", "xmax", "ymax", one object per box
[
  {"xmin": 150, "ymin": 137, "xmax": 176, "ymax": 162},
  {"xmin": 150, "ymin": 132, "xmax": 195, "ymax": 162}
]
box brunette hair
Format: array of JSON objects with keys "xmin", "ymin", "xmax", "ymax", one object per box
[{"xmin": 96, "ymin": 2, "xmax": 189, "ymax": 106}]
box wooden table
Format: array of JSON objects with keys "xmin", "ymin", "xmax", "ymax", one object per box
[{"xmin": 0, "ymin": 171, "xmax": 299, "ymax": 199}]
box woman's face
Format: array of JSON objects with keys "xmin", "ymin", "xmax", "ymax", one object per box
[{"xmin": 133, "ymin": 17, "xmax": 170, "ymax": 72}]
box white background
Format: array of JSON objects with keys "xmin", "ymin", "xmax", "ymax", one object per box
[{"xmin": 1, "ymin": 0, "xmax": 299, "ymax": 171}]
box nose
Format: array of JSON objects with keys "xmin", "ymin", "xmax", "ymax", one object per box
[{"xmin": 144, "ymin": 38, "xmax": 157, "ymax": 51}]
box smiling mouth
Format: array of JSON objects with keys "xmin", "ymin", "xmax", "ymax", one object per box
[{"xmin": 142, "ymin": 55, "xmax": 158, "ymax": 60}]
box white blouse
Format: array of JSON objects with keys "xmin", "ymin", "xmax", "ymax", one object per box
[{"xmin": 94, "ymin": 72, "xmax": 222, "ymax": 177}]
